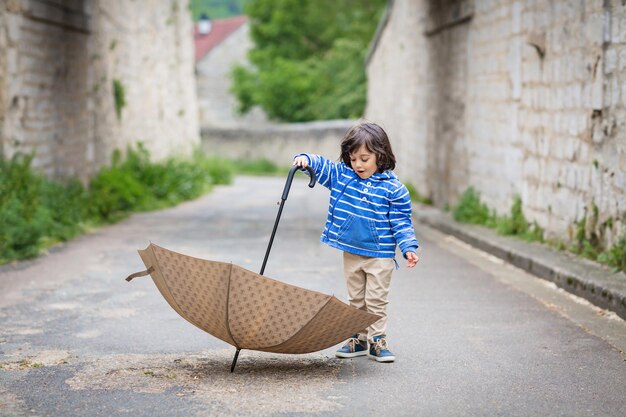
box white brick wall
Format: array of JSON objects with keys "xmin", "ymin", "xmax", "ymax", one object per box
[
  {"xmin": 365, "ymin": 0, "xmax": 428, "ymax": 193},
  {"xmin": 0, "ymin": 0, "xmax": 199, "ymax": 182},
  {"xmin": 366, "ymin": 0, "xmax": 626, "ymax": 245}
]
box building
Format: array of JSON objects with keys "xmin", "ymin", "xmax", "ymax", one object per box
[{"xmin": 194, "ymin": 15, "xmax": 268, "ymax": 128}]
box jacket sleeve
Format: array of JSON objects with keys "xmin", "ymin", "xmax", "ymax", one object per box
[
  {"xmin": 389, "ymin": 184, "xmax": 419, "ymax": 257},
  {"xmin": 294, "ymin": 153, "xmax": 342, "ymax": 190}
]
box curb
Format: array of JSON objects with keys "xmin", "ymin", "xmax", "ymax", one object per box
[{"xmin": 413, "ymin": 205, "xmax": 626, "ymax": 321}]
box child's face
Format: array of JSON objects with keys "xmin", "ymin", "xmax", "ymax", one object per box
[{"xmin": 350, "ymin": 145, "xmax": 378, "ymax": 179}]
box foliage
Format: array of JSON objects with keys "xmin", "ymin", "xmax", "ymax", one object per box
[
  {"xmin": 0, "ymin": 147, "xmax": 235, "ymax": 264},
  {"xmin": 190, "ymin": 0, "xmax": 250, "ymax": 19},
  {"xmin": 231, "ymin": 0, "xmax": 387, "ymax": 122},
  {"xmin": 86, "ymin": 155, "xmax": 153, "ymax": 223},
  {"xmin": 451, "ymin": 187, "xmax": 625, "ymax": 272},
  {"xmin": 305, "ymin": 39, "xmax": 369, "ymax": 120},
  {"xmin": 113, "ymin": 79, "xmax": 126, "ymax": 120},
  {"xmin": 452, "ymin": 187, "xmax": 491, "ymax": 224},
  {"xmin": 236, "ymin": 158, "xmax": 279, "ymax": 175},
  {"xmin": 0, "ymin": 154, "xmax": 86, "ymax": 262},
  {"xmin": 404, "ymin": 182, "xmax": 432, "ymax": 205},
  {"xmin": 494, "ymin": 196, "xmax": 544, "ymax": 242},
  {"xmin": 568, "ymin": 206, "xmax": 626, "ymax": 272},
  {"xmin": 192, "ymin": 153, "xmax": 236, "ymax": 185},
  {"xmin": 231, "ymin": 158, "xmax": 293, "ymax": 176},
  {"xmin": 86, "ymin": 144, "xmax": 221, "ymax": 223},
  {"xmin": 39, "ymin": 179, "xmax": 86, "ymax": 242},
  {"xmin": 597, "ymin": 233, "xmax": 626, "ymax": 272},
  {"xmin": 453, "ymin": 190, "xmax": 544, "ymax": 241}
]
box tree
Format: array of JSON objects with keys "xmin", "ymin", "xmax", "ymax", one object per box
[
  {"xmin": 231, "ymin": 0, "xmax": 387, "ymax": 122},
  {"xmin": 190, "ymin": 0, "xmax": 251, "ymax": 20}
]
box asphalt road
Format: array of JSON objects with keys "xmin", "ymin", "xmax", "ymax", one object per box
[{"xmin": 1, "ymin": 175, "xmax": 625, "ymax": 417}]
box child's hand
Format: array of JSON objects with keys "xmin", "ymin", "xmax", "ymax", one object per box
[
  {"xmin": 405, "ymin": 252, "xmax": 419, "ymax": 268},
  {"xmin": 293, "ymin": 156, "xmax": 309, "ymax": 169}
]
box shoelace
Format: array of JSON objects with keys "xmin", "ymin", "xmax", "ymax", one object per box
[
  {"xmin": 372, "ymin": 338, "xmax": 388, "ymax": 353},
  {"xmin": 345, "ymin": 337, "xmax": 363, "ymax": 352}
]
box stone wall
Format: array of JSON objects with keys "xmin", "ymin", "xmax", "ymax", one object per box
[
  {"xmin": 201, "ymin": 120, "xmax": 354, "ymax": 165},
  {"xmin": 365, "ymin": 0, "xmax": 427, "ymax": 189},
  {"xmin": 0, "ymin": 0, "xmax": 199, "ymax": 182},
  {"xmin": 366, "ymin": 0, "xmax": 626, "ymax": 245}
]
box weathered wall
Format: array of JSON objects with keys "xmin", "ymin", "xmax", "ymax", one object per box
[
  {"xmin": 88, "ymin": 0, "xmax": 200, "ymax": 170},
  {"xmin": 0, "ymin": 4, "xmax": 9, "ymax": 161},
  {"xmin": 366, "ymin": 0, "xmax": 626, "ymax": 245},
  {"xmin": 0, "ymin": 0, "xmax": 199, "ymax": 182},
  {"xmin": 365, "ymin": 1, "xmax": 427, "ymax": 188},
  {"xmin": 196, "ymin": 22, "xmax": 268, "ymax": 128},
  {"xmin": 201, "ymin": 120, "xmax": 353, "ymax": 165}
]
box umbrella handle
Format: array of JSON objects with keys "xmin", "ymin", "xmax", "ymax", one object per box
[
  {"xmin": 260, "ymin": 165, "xmax": 316, "ymax": 276},
  {"xmin": 282, "ymin": 165, "xmax": 316, "ymax": 200},
  {"xmin": 125, "ymin": 266, "xmax": 154, "ymax": 282}
]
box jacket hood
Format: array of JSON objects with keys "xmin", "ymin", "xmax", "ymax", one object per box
[
  {"xmin": 355, "ymin": 169, "xmax": 397, "ymax": 181},
  {"xmin": 340, "ymin": 163, "xmax": 397, "ymax": 181}
]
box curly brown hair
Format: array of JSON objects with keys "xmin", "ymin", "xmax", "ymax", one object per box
[{"xmin": 340, "ymin": 122, "xmax": 396, "ymax": 172}]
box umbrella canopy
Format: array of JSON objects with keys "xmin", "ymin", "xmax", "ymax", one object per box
[{"xmin": 127, "ymin": 243, "xmax": 380, "ymax": 355}]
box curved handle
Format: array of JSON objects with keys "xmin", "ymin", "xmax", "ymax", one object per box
[
  {"xmin": 125, "ymin": 266, "xmax": 154, "ymax": 282},
  {"xmin": 282, "ymin": 165, "xmax": 316, "ymax": 200}
]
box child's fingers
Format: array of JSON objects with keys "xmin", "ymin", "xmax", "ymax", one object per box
[{"xmin": 293, "ymin": 157, "xmax": 308, "ymax": 168}]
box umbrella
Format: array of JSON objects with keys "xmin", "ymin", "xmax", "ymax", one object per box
[{"xmin": 126, "ymin": 167, "xmax": 381, "ymax": 372}]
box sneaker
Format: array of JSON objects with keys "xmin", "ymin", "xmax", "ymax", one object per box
[
  {"xmin": 368, "ymin": 335, "xmax": 395, "ymax": 362},
  {"xmin": 335, "ymin": 335, "xmax": 368, "ymax": 358}
]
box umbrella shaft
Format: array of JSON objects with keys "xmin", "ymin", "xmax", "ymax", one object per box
[
  {"xmin": 260, "ymin": 199, "xmax": 286, "ymax": 275},
  {"xmin": 231, "ymin": 349, "xmax": 241, "ymax": 373}
]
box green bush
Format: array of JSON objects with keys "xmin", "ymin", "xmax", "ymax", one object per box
[
  {"xmin": 453, "ymin": 187, "xmax": 491, "ymax": 224},
  {"xmin": 87, "ymin": 165, "xmax": 152, "ymax": 222},
  {"xmin": 597, "ymin": 233, "xmax": 626, "ymax": 272},
  {"xmin": 0, "ymin": 146, "xmax": 236, "ymax": 264},
  {"xmin": 495, "ymin": 196, "xmax": 526, "ymax": 235},
  {"xmin": 40, "ymin": 179, "xmax": 86, "ymax": 241},
  {"xmin": 196, "ymin": 154, "xmax": 235, "ymax": 185},
  {"xmin": 0, "ymin": 153, "xmax": 85, "ymax": 262},
  {"xmin": 86, "ymin": 145, "xmax": 230, "ymax": 223},
  {"xmin": 494, "ymin": 196, "xmax": 544, "ymax": 242},
  {"xmin": 451, "ymin": 187, "xmax": 625, "ymax": 272}
]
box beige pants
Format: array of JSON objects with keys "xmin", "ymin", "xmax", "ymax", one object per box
[{"xmin": 343, "ymin": 252, "xmax": 395, "ymax": 342}]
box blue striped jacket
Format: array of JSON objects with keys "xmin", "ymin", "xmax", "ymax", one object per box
[{"xmin": 298, "ymin": 153, "xmax": 419, "ymax": 259}]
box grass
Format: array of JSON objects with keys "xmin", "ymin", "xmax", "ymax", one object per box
[
  {"xmin": 0, "ymin": 145, "xmax": 235, "ymax": 264},
  {"xmin": 452, "ymin": 187, "xmax": 490, "ymax": 225},
  {"xmin": 597, "ymin": 234, "xmax": 626, "ymax": 272},
  {"xmin": 234, "ymin": 158, "xmax": 291, "ymax": 176},
  {"xmin": 451, "ymin": 187, "xmax": 625, "ymax": 273},
  {"xmin": 0, "ymin": 146, "xmax": 293, "ymax": 265}
]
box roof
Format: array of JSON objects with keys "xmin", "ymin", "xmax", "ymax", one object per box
[{"xmin": 194, "ymin": 15, "xmax": 248, "ymax": 62}]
